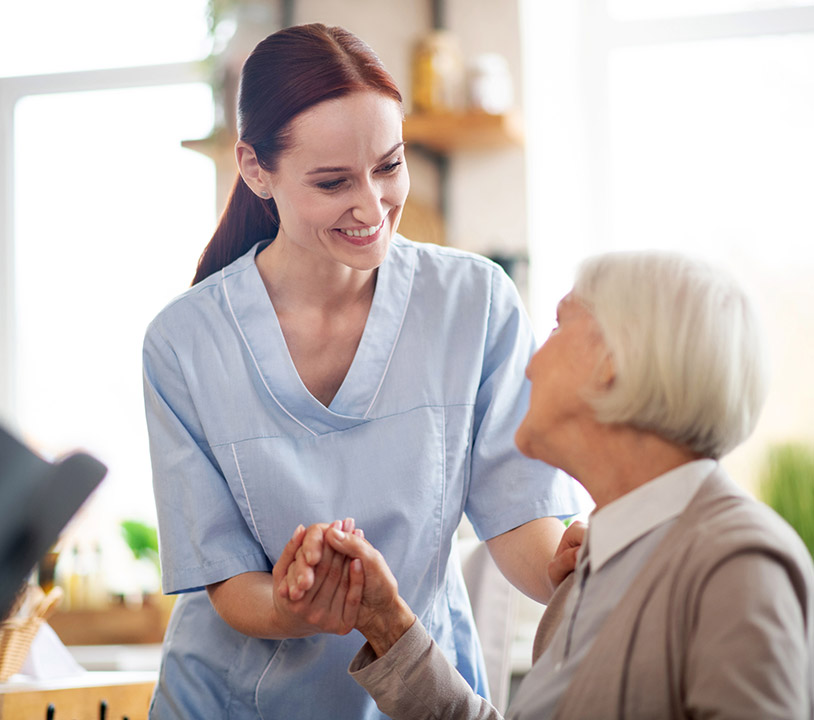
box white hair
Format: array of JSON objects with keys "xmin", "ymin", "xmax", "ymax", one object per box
[{"xmin": 573, "ymin": 250, "xmax": 769, "ymax": 459}]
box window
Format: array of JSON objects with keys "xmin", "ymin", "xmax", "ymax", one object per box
[
  {"xmin": 1, "ymin": 0, "xmax": 214, "ymax": 594},
  {"xmin": 521, "ymin": 0, "xmax": 814, "ymax": 487}
]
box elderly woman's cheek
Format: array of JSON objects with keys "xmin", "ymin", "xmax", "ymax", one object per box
[{"xmin": 514, "ymin": 413, "xmax": 534, "ymax": 459}]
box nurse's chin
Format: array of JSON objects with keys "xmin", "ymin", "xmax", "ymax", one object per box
[{"xmin": 333, "ymin": 235, "xmax": 392, "ymax": 271}]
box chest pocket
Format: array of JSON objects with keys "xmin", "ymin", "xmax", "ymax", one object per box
[{"xmin": 214, "ymin": 406, "xmax": 458, "ymax": 613}]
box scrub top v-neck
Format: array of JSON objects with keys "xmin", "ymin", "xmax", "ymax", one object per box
[
  {"xmin": 143, "ymin": 236, "xmax": 582, "ymax": 720},
  {"xmin": 227, "ymin": 234, "xmax": 414, "ymax": 429}
]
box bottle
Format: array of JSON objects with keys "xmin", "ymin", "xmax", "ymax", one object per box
[
  {"xmin": 467, "ymin": 53, "xmax": 513, "ymax": 114},
  {"xmin": 411, "ymin": 30, "xmax": 465, "ymax": 114}
]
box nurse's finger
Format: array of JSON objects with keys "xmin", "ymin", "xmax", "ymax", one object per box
[
  {"xmin": 286, "ymin": 548, "xmax": 315, "ymax": 601},
  {"xmin": 309, "ymin": 522, "xmax": 345, "ymax": 598},
  {"xmin": 301, "ymin": 523, "xmax": 328, "ymax": 566},
  {"xmin": 273, "ymin": 524, "xmax": 305, "ymax": 598}
]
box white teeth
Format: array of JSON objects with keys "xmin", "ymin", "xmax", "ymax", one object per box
[{"xmin": 339, "ymin": 222, "xmax": 381, "ymax": 238}]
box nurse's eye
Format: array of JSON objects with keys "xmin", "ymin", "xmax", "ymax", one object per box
[
  {"xmin": 315, "ymin": 177, "xmax": 346, "ymax": 191},
  {"xmin": 378, "ymin": 159, "xmax": 403, "ymax": 174}
]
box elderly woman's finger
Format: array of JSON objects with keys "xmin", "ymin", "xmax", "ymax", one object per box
[
  {"xmin": 342, "ymin": 558, "xmax": 364, "ymax": 630},
  {"xmin": 548, "ymin": 546, "xmax": 581, "ymax": 588}
]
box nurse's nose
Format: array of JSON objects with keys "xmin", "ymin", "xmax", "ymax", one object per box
[{"xmin": 351, "ymin": 178, "xmax": 385, "ymax": 226}]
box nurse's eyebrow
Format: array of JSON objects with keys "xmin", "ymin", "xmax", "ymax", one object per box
[{"xmin": 306, "ymin": 142, "xmax": 405, "ymax": 175}]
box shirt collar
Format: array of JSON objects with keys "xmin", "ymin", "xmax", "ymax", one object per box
[{"xmin": 585, "ymin": 458, "xmax": 717, "ymax": 573}]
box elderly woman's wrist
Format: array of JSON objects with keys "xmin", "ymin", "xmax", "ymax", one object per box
[{"xmin": 364, "ymin": 598, "xmax": 415, "ymax": 658}]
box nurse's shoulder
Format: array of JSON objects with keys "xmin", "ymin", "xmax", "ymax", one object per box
[
  {"xmin": 144, "ymin": 242, "xmax": 260, "ymax": 351},
  {"xmin": 393, "ymin": 233, "xmax": 516, "ymax": 306}
]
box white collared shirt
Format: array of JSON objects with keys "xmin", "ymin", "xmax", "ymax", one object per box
[
  {"xmin": 507, "ymin": 459, "xmax": 718, "ymax": 719},
  {"xmin": 587, "ymin": 458, "xmax": 717, "ymax": 573}
]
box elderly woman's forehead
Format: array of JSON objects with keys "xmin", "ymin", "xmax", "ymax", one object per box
[{"xmin": 559, "ymin": 292, "xmax": 591, "ymax": 313}]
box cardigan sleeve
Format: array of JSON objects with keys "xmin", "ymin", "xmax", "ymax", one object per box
[
  {"xmin": 683, "ymin": 550, "xmax": 811, "ymax": 719},
  {"xmin": 349, "ymin": 619, "xmax": 504, "ymax": 720}
]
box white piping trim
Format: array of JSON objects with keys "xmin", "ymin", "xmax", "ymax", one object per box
[
  {"xmin": 230, "ymin": 443, "xmax": 268, "ymax": 558},
  {"xmin": 222, "ymin": 268, "xmax": 317, "ymax": 436},
  {"xmin": 255, "ymin": 641, "xmax": 285, "ymax": 719},
  {"xmin": 428, "ymin": 405, "xmax": 448, "ymax": 632},
  {"xmin": 363, "ymin": 257, "xmax": 416, "ymax": 419}
]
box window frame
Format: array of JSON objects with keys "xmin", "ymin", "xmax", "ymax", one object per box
[
  {"xmin": 521, "ymin": 1, "xmax": 814, "ymax": 333},
  {"xmin": 0, "ymin": 62, "xmax": 204, "ymax": 423}
]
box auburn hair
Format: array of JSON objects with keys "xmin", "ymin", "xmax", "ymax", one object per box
[{"xmin": 191, "ymin": 24, "xmax": 403, "ymax": 285}]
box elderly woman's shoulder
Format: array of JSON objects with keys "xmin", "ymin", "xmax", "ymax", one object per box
[{"xmin": 683, "ymin": 470, "xmax": 814, "ymax": 582}]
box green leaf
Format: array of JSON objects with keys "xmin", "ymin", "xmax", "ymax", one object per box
[{"xmin": 759, "ymin": 443, "xmax": 814, "ymax": 559}]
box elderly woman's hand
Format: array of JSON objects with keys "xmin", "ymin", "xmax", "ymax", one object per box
[
  {"xmin": 547, "ymin": 520, "xmax": 587, "ymax": 589},
  {"xmin": 324, "ymin": 526, "xmax": 416, "ymax": 657}
]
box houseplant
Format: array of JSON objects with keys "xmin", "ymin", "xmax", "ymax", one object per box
[{"xmin": 759, "ymin": 442, "xmax": 814, "ymax": 558}]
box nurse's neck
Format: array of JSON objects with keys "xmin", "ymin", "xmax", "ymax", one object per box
[{"xmin": 255, "ymin": 238, "xmax": 377, "ymax": 315}]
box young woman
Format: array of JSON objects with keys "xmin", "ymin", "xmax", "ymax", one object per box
[{"xmin": 142, "ymin": 24, "xmax": 582, "ymax": 719}]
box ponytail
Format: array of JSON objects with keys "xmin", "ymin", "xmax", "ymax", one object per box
[{"xmin": 191, "ymin": 174, "xmax": 279, "ymax": 286}]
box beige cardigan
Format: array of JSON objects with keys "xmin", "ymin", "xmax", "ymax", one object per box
[{"xmin": 350, "ymin": 469, "xmax": 814, "ymax": 719}]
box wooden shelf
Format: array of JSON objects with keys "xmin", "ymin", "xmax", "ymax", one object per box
[
  {"xmin": 403, "ymin": 110, "xmax": 524, "ymax": 153},
  {"xmin": 48, "ymin": 596, "xmax": 175, "ymax": 646},
  {"xmin": 183, "ymin": 110, "xmax": 524, "ymax": 163},
  {"xmin": 182, "ymin": 110, "xmax": 524, "ymax": 216},
  {"xmin": 181, "ymin": 126, "xmax": 235, "ymax": 165}
]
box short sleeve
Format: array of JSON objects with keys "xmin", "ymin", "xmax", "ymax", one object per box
[
  {"xmin": 464, "ymin": 265, "xmax": 584, "ymax": 540},
  {"xmin": 143, "ymin": 322, "xmax": 271, "ymax": 594}
]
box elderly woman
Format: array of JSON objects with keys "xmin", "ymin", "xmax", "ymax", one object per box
[{"xmin": 279, "ymin": 250, "xmax": 814, "ymax": 719}]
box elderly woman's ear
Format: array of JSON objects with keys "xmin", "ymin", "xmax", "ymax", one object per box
[{"xmin": 596, "ymin": 351, "xmax": 615, "ymax": 391}]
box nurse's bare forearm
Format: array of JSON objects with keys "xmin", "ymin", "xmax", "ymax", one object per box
[
  {"xmin": 207, "ymin": 571, "xmax": 315, "ymax": 639},
  {"xmin": 207, "ymin": 522, "xmax": 359, "ymax": 639},
  {"xmin": 485, "ymin": 517, "xmax": 568, "ymax": 604}
]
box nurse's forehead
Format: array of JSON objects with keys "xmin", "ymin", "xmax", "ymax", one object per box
[{"xmin": 283, "ymin": 94, "xmax": 403, "ymax": 164}]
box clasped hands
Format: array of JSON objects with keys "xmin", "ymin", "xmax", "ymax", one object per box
[
  {"xmin": 272, "ymin": 518, "xmax": 414, "ymax": 656},
  {"xmin": 271, "ymin": 518, "xmax": 586, "ymax": 657}
]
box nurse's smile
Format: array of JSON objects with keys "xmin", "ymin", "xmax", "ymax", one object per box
[{"xmin": 336, "ymin": 218, "xmax": 386, "ymax": 246}]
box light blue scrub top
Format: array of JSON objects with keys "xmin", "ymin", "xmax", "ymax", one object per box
[{"xmin": 142, "ymin": 236, "xmax": 582, "ymax": 719}]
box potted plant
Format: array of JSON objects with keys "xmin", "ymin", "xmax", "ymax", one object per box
[{"xmin": 759, "ymin": 442, "xmax": 814, "ymax": 558}]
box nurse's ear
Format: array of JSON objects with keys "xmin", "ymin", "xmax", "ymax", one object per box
[{"xmin": 236, "ymin": 140, "xmax": 273, "ymax": 200}]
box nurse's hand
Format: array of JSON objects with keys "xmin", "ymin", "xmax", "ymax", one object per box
[{"xmin": 324, "ymin": 527, "xmax": 416, "ymax": 658}]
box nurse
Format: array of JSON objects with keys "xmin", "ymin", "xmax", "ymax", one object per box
[{"xmin": 142, "ymin": 23, "xmax": 583, "ymax": 719}]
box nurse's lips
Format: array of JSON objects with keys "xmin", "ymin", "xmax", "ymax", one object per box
[{"xmin": 335, "ymin": 219, "xmax": 386, "ymax": 246}]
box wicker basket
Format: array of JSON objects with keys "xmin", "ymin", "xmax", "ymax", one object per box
[{"xmin": 0, "ymin": 586, "xmax": 63, "ymax": 682}]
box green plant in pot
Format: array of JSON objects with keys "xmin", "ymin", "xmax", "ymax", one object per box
[
  {"xmin": 120, "ymin": 519, "xmax": 160, "ymax": 579},
  {"xmin": 759, "ymin": 442, "xmax": 814, "ymax": 558}
]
